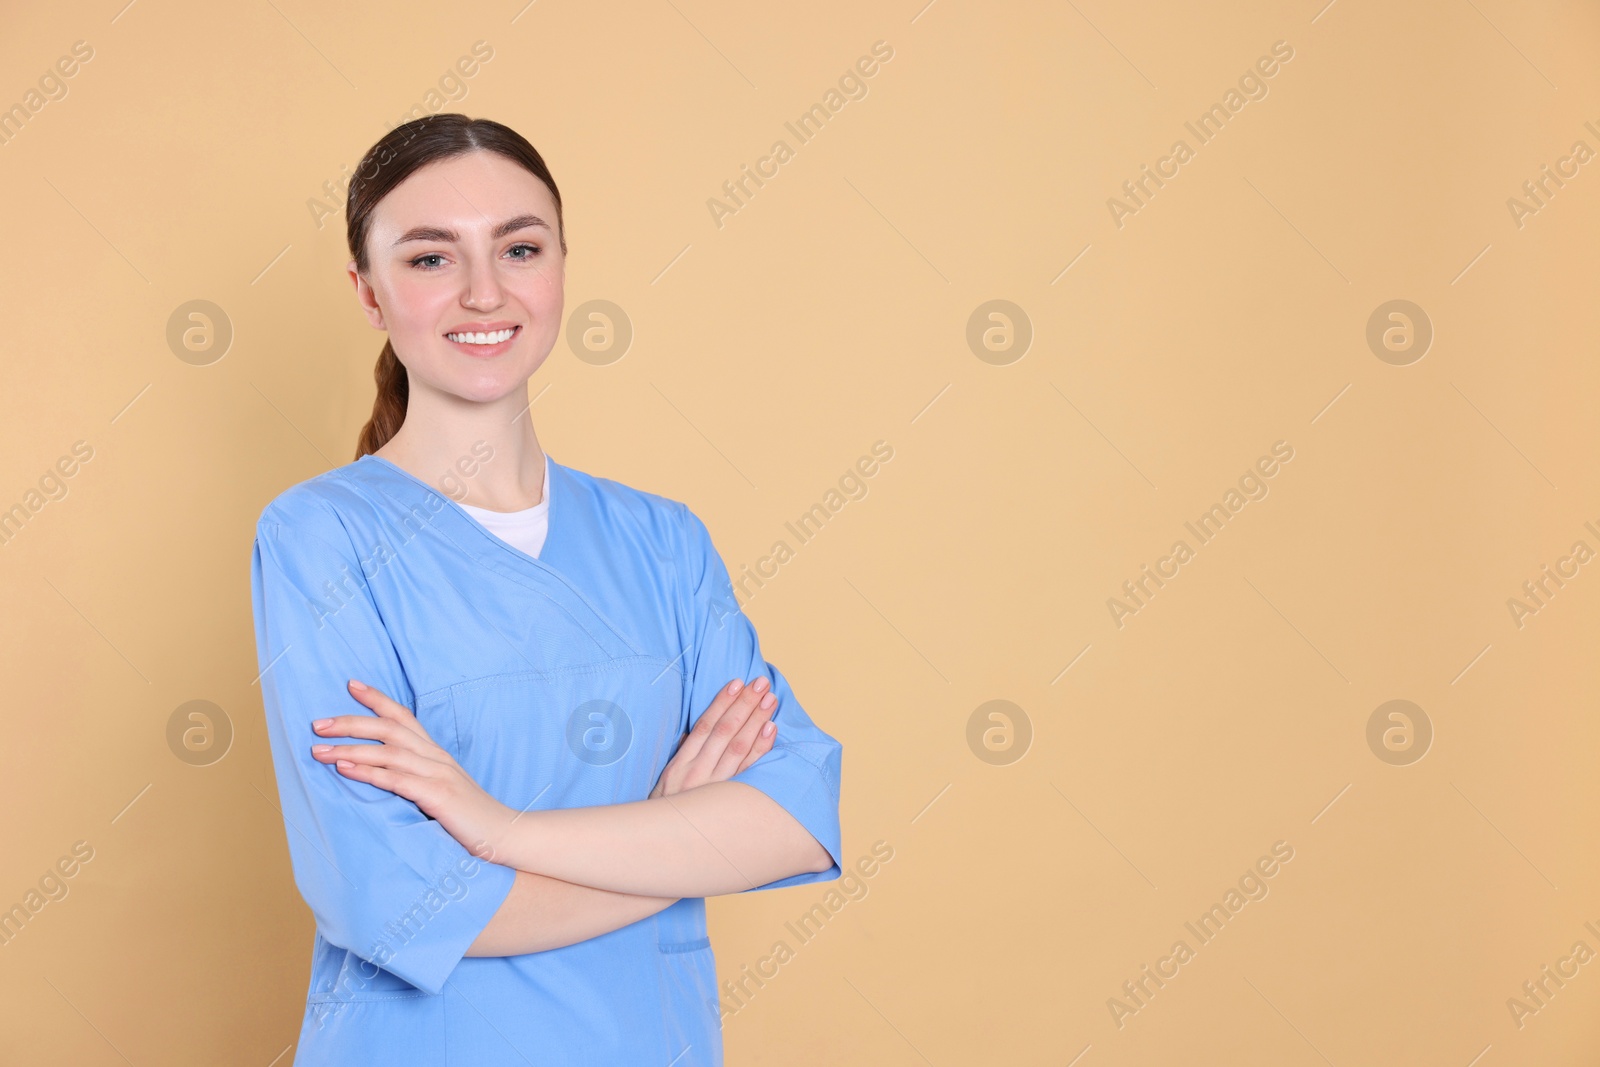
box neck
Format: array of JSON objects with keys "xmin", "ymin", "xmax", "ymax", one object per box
[{"xmin": 373, "ymin": 387, "xmax": 547, "ymax": 511}]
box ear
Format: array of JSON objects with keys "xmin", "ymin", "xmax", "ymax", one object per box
[{"xmin": 347, "ymin": 260, "xmax": 386, "ymax": 330}]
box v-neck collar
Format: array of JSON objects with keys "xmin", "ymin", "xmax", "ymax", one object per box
[
  {"xmin": 346, "ymin": 450, "xmax": 654, "ymax": 662},
  {"xmin": 340, "ymin": 450, "xmax": 669, "ymax": 670},
  {"xmin": 351, "ymin": 450, "xmax": 570, "ymax": 577}
]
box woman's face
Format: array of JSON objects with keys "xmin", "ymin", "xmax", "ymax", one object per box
[{"xmin": 349, "ymin": 150, "xmax": 565, "ymax": 405}]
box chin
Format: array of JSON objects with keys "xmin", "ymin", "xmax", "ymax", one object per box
[
  {"xmin": 452, "ymin": 377, "xmax": 531, "ymax": 404},
  {"xmin": 409, "ymin": 349, "xmax": 552, "ymax": 404}
]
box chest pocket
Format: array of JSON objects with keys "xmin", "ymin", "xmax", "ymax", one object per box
[{"xmin": 442, "ymin": 656, "xmax": 685, "ymax": 811}]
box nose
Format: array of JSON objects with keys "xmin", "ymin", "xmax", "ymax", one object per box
[{"xmin": 460, "ymin": 253, "xmax": 505, "ymax": 311}]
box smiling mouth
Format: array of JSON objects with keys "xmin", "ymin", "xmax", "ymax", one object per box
[{"xmin": 445, "ymin": 326, "xmax": 520, "ymax": 345}]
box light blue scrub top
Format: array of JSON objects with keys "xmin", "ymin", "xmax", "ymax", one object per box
[{"xmin": 250, "ymin": 452, "xmax": 845, "ymax": 1066}]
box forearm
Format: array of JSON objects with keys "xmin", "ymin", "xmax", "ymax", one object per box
[
  {"xmin": 465, "ymin": 869, "xmax": 679, "ymax": 956},
  {"xmin": 487, "ymin": 781, "xmax": 832, "ymax": 898}
]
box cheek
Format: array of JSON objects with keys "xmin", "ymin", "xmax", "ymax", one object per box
[
  {"xmin": 500, "ymin": 271, "xmax": 564, "ymax": 343},
  {"xmin": 383, "ymin": 274, "xmax": 455, "ymax": 334},
  {"xmin": 520, "ymin": 261, "xmax": 565, "ymax": 314}
]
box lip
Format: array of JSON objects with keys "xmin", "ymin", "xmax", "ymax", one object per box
[{"xmin": 443, "ymin": 323, "xmax": 521, "ymax": 357}]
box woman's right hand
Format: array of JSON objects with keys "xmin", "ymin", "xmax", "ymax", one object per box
[{"xmin": 649, "ymin": 676, "xmax": 778, "ymax": 799}]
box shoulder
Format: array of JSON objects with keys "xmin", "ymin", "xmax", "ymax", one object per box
[
  {"xmin": 556, "ymin": 461, "xmax": 709, "ymax": 551},
  {"xmin": 254, "ymin": 464, "xmax": 372, "ymax": 551},
  {"xmin": 561, "ymin": 466, "xmax": 738, "ymax": 616}
]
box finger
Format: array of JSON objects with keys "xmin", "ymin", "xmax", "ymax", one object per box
[
  {"xmin": 675, "ymin": 681, "xmax": 748, "ymax": 771},
  {"xmin": 711, "ymin": 687, "xmax": 777, "ymax": 780},
  {"xmin": 331, "ymin": 759, "xmax": 427, "ymax": 803},
  {"xmin": 660, "ymin": 676, "xmax": 771, "ymax": 795},
  {"xmin": 699, "ymin": 676, "xmax": 768, "ymax": 763},
  {"xmin": 736, "ymin": 719, "xmax": 777, "ymax": 775},
  {"xmin": 672, "ymin": 679, "xmax": 746, "ymax": 766},
  {"xmin": 649, "ymin": 688, "xmax": 729, "ymax": 801},
  {"xmin": 678, "ymin": 678, "xmax": 769, "ymax": 791},
  {"xmin": 312, "ymin": 743, "xmax": 439, "ymax": 778},
  {"xmin": 311, "ymin": 715, "xmax": 417, "ymax": 750},
  {"xmin": 347, "ymin": 680, "xmax": 431, "ymax": 740},
  {"xmin": 653, "ymin": 699, "xmax": 772, "ymax": 798}
]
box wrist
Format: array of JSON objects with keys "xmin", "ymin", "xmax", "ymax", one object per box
[
  {"xmin": 484, "ymin": 798, "xmax": 521, "ymax": 864},
  {"xmin": 442, "ymin": 794, "xmax": 517, "ymax": 866},
  {"xmin": 480, "ymin": 799, "xmax": 532, "ymax": 869}
]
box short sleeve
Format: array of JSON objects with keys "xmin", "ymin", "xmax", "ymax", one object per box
[
  {"xmin": 676, "ymin": 502, "xmax": 844, "ymax": 891},
  {"xmin": 250, "ymin": 502, "xmax": 516, "ymax": 995}
]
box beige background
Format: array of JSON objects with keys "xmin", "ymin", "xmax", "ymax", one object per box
[{"xmin": 0, "ymin": 0, "xmax": 1596, "ymax": 1063}]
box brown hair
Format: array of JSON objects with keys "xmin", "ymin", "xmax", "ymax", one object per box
[{"xmin": 346, "ymin": 114, "xmax": 566, "ymax": 460}]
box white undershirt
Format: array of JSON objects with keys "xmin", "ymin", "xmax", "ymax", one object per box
[{"xmin": 457, "ymin": 453, "xmax": 551, "ymax": 559}]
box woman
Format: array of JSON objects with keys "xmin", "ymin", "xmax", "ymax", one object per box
[{"xmin": 250, "ymin": 113, "xmax": 843, "ymax": 1065}]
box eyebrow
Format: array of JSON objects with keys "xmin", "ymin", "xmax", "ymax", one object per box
[{"xmin": 392, "ymin": 214, "xmax": 551, "ymax": 246}]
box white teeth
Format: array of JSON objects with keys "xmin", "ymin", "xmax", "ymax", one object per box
[{"xmin": 447, "ymin": 328, "xmax": 516, "ymax": 345}]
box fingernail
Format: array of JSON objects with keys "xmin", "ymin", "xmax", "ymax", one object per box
[
  {"xmin": 313, "ymin": 719, "xmax": 331, "ymax": 730},
  {"xmin": 761, "ymin": 721, "xmax": 775, "ymax": 736},
  {"xmin": 348, "ymin": 679, "xmax": 368, "ymax": 691},
  {"xmin": 753, "ymin": 677, "xmax": 770, "ymax": 693},
  {"xmin": 312, "ymin": 745, "xmax": 331, "ymax": 754},
  {"xmin": 760, "ymin": 693, "xmax": 776, "ymax": 709},
  {"xmin": 728, "ymin": 679, "xmax": 742, "ymax": 694},
  {"xmin": 337, "ymin": 759, "xmax": 353, "ymax": 769}
]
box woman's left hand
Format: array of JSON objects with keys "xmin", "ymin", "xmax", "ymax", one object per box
[{"xmin": 311, "ymin": 679, "xmax": 512, "ymax": 861}]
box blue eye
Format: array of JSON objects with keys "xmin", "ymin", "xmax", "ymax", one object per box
[{"xmin": 409, "ymin": 245, "xmax": 539, "ymax": 269}]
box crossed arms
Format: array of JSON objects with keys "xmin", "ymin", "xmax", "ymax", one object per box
[{"xmin": 311, "ymin": 675, "xmax": 833, "ymax": 956}]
